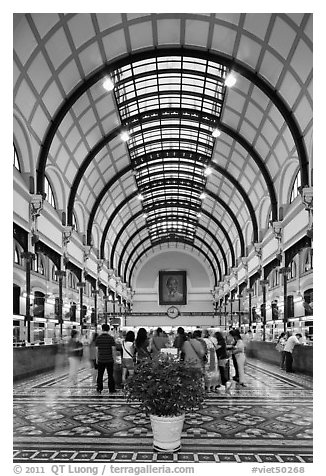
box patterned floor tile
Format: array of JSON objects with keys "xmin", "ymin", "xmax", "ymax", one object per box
[{"xmin": 13, "ymin": 357, "xmax": 313, "ymax": 463}]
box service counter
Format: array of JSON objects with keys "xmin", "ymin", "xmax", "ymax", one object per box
[
  {"xmin": 13, "ymin": 344, "xmax": 123, "ymax": 384},
  {"xmin": 246, "ymin": 340, "xmax": 313, "ymax": 376},
  {"xmin": 13, "ymin": 344, "xmax": 61, "ymax": 381}
]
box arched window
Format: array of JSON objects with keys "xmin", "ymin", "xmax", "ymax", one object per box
[
  {"xmin": 37, "ymin": 255, "xmax": 45, "ymax": 275},
  {"xmin": 14, "ymin": 247, "xmax": 20, "ymax": 264},
  {"xmin": 289, "ymin": 260, "xmax": 297, "ymax": 279},
  {"xmin": 270, "ymin": 268, "xmax": 279, "ymax": 288},
  {"xmin": 290, "ymin": 170, "xmax": 302, "ymax": 203},
  {"xmin": 68, "ymin": 272, "xmax": 78, "ymax": 289},
  {"xmin": 44, "ymin": 175, "xmax": 56, "ymax": 208},
  {"xmin": 303, "ymin": 249, "xmax": 313, "ymax": 272},
  {"xmin": 52, "ymin": 265, "xmax": 58, "ymax": 281},
  {"xmin": 268, "ymin": 209, "xmax": 272, "ymax": 228},
  {"xmin": 13, "ymin": 145, "xmax": 21, "ymax": 172},
  {"xmin": 32, "ymin": 253, "xmax": 45, "ymax": 275}
]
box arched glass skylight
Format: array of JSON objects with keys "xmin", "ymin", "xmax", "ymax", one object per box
[{"xmin": 112, "ymin": 54, "xmax": 228, "ymax": 244}]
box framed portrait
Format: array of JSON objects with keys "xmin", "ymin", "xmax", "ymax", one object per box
[{"xmin": 159, "ymin": 271, "xmax": 187, "ymax": 305}]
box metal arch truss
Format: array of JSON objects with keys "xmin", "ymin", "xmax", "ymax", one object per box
[
  {"xmin": 35, "ymin": 46, "xmax": 309, "ymax": 277},
  {"xmin": 99, "ymin": 190, "xmax": 236, "ymax": 267},
  {"xmin": 124, "ymin": 235, "xmax": 219, "ymax": 287},
  {"xmin": 37, "ymin": 46, "xmax": 309, "ymax": 198},
  {"xmin": 115, "ymin": 218, "xmax": 227, "ymax": 280}
]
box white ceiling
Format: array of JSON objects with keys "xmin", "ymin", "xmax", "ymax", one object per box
[{"xmin": 13, "ymin": 13, "xmax": 313, "ymax": 286}]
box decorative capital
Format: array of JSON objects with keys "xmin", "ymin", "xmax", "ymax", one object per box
[
  {"xmin": 97, "ymin": 259, "xmax": 105, "ymax": 274},
  {"xmin": 279, "ymin": 266, "xmax": 291, "ymax": 275},
  {"xmin": 253, "ymin": 242, "xmax": 262, "ymax": 259},
  {"xmin": 300, "ymin": 186, "xmax": 313, "ymax": 211},
  {"xmin": 306, "ymin": 227, "xmax": 313, "ymax": 239},
  {"xmin": 21, "ymin": 251, "xmax": 35, "ymax": 262},
  {"xmin": 63, "ymin": 252, "xmax": 70, "ymax": 267},
  {"xmin": 259, "ymin": 279, "xmax": 269, "ymax": 287},
  {"xmin": 107, "ymin": 268, "xmax": 115, "ymax": 278},
  {"xmin": 30, "ymin": 195, "xmax": 43, "ymax": 220},
  {"xmin": 62, "ymin": 226, "xmax": 74, "ymax": 247},
  {"xmin": 230, "ymin": 267, "xmax": 238, "ymax": 280},
  {"xmin": 241, "ymin": 257, "xmax": 248, "ymax": 271},
  {"xmin": 272, "ymin": 221, "xmax": 283, "ymax": 241},
  {"xmin": 83, "ymin": 245, "xmax": 92, "ymax": 262},
  {"xmin": 55, "ymin": 270, "xmax": 66, "ymax": 279}
]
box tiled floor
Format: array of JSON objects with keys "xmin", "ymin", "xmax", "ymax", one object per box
[{"xmin": 13, "ymin": 358, "xmax": 313, "ymax": 463}]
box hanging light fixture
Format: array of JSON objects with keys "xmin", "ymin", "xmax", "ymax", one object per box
[
  {"xmin": 120, "ymin": 131, "xmax": 130, "ymax": 142},
  {"xmin": 212, "ymin": 128, "xmax": 221, "ymax": 138},
  {"xmin": 204, "ymin": 166, "xmax": 212, "ymax": 176},
  {"xmin": 103, "ymin": 77, "xmax": 115, "ymax": 91},
  {"xmin": 225, "ymin": 72, "xmax": 237, "ymax": 87},
  {"xmin": 200, "ymin": 192, "xmax": 206, "ymax": 200},
  {"xmin": 137, "ymin": 193, "xmax": 144, "ymax": 201}
]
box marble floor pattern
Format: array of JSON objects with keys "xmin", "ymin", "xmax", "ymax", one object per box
[{"xmin": 13, "ymin": 358, "xmax": 313, "ymax": 463}]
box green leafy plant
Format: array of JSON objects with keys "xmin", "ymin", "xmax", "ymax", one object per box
[{"xmin": 124, "ymin": 354, "xmax": 205, "ymax": 417}]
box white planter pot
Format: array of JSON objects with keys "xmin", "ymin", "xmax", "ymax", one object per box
[{"xmin": 150, "ymin": 414, "xmax": 185, "ymax": 452}]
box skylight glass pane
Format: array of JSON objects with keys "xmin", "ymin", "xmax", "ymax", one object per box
[{"xmin": 112, "ymin": 53, "xmax": 228, "ymax": 243}]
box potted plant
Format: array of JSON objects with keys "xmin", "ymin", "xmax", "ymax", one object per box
[{"xmin": 124, "ymin": 353, "xmax": 205, "ymax": 452}]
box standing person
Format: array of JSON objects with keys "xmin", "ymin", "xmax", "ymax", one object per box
[
  {"xmin": 183, "ymin": 330, "xmax": 206, "ymax": 371},
  {"xmin": 121, "ymin": 330, "xmax": 135, "ymax": 385},
  {"xmin": 276, "ymin": 332, "xmax": 287, "ymax": 370},
  {"xmin": 215, "ymin": 332, "xmax": 231, "ymax": 394},
  {"xmin": 88, "ymin": 332, "xmax": 98, "ymax": 384},
  {"xmin": 284, "ymin": 333, "xmax": 302, "ymax": 373},
  {"xmin": 67, "ymin": 330, "xmax": 84, "ymax": 386},
  {"xmin": 95, "ymin": 324, "xmax": 117, "ymax": 394},
  {"xmin": 150, "ymin": 327, "xmax": 169, "ymax": 356},
  {"xmin": 232, "ymin": 329, "xmax": 246, "ymax": 387},
  {"xmin": 135, "ymin": 328, "xmax": 152, "ymax": 364},
  {"xmin": 227, "ymin": 330, "xmax": 239, "ymax": 382},
  {"xmin": 203, "ymin": 330, "xmax": 220, "ymax": 391},
  {"xmin": 173, "ymin": 326, "xmax": 187, "ymax": 360}
]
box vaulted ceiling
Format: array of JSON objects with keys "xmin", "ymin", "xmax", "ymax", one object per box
[{"xmin": 13, "ymin": 13, "xmax": 313, "ymax": 286}]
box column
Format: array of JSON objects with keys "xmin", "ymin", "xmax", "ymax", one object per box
[
  {"xmin": 247, "ymin": 288, "xmax": 253, "ymax": 329},
  {"xmin": 77, "ymin": 281, "xmax": 86, "ymax": 333},
  {"xmin": 21, "ymin": 251, "xmax": 35, "ymax": 343},
  {"xmin": 280, "ymin": 267, "xmax": 290, "ymax": 333},
  {"xmin": 230, "ymin": 299, "xmax": 234, "ymax": 327},
  {"xmin": 55, "ymin": 270, "xmax": 66, "ymax": 338},
  {"xmin": 92, "ymin": 288, "xmax": 99, "ymax": 330},
  {"xmin": 260, "ymin": 280, "xmax": 269, "ymax": 341},
  {"xmin": 238, "ymin": 293, "xmax": 241, "ymax": 329}
]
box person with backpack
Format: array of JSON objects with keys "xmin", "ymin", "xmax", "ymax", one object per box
[{"xmin": 183, "ymin": 329, "xmax": 206, "ymax": 371}]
